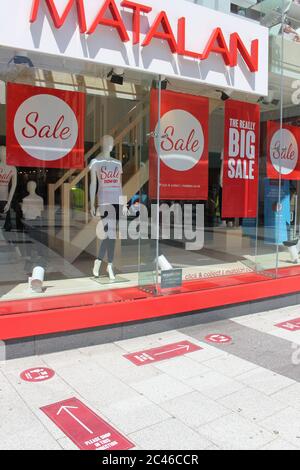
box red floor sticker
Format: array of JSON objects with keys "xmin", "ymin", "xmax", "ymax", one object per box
[
  {"xmin": 41, "ymin": 397, "xmax": 134, "ymax": 451},
  {"xmin": 276, "ymin": 318, "xmax": 300, "ymax": 332},
  {"xmin": 205, "ymin": 334, "xmax": 232, "ymax": 344},
  {"xmin": 20, "ymin": 367, "xmax": 55, "ymax": 382},
  {"xmin": 124, "ymin": 341, "xmax": 202, "ymax": 366}
]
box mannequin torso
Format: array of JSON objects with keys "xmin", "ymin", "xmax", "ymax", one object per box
[
  {"xmin": 89, "ymin": 155, "xmax": 123, "ymax": 206},
  {"xmin": 89, "ymin": 136, "xmax": 124, "ymax": 215},
  {"xmin": 22, "ymin": 181, "xmax": 44, "ymax": 220}
]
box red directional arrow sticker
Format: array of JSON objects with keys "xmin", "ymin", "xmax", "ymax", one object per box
[
  {"xmin": 41, "ymin": 398, "xmax": 134, "ymax": 451},
  {"xmin": 124, "ymin": 341, "xmax": 202, "ymax": 366},
  {"xmin": 276, "ymin": 318, "xmax": 300, "ymax": 332}
]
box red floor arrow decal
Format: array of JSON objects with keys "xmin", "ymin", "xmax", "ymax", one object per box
[
  {"xmin": 276, "ymin": 318, "xmax": 300, "ymax": 331},
  {"xmin": 41, "ymin": 397, "xmax": 134, "ymax": 450},
  {"xmin": 124, "ymin": 340, "xmax": 202, "ymax": 366}
]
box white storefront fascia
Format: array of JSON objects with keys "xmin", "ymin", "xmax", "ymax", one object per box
[{"xmin": 0, "ymin": 0, "xmax": 269, "ymax": 96}]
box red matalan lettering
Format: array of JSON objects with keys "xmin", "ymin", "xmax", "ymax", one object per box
[
  {"xmin": 230, "ymin": 32, "xmax": 258, "ymax": 72},
  {"xmin": 30, "ymin": 0, "xmax": 87, "ymax": 33},
  {"xmin": 121, "ymin": 1, "xmax": 152, "ymax": 45},
  {"xmin": 142, "ymin": 11, "xmax": 177, "ymax": 53},
  {"xmin": 201, "ymin": 27, "xmax": 231, "ymax": 66},
  {"xmin": 29, "ymin": 0, "xmax": 259, "ymax": 73},
  {"xmin": 87, "ymin": 0, "xmax": 129, "ymax": 40}
]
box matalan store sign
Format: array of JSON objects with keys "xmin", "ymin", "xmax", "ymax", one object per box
[{"xmin": 0, "ymin": 0, "xmax": 269, "ymax": 95}]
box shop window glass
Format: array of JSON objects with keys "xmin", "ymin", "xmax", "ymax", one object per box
[{"xmin": 0, "ymin": 60, "xmax": 158, "ymax": 304}]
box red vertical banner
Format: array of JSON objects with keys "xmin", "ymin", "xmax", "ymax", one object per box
[
  {"xmin": 222, "ymin": 100, "xmax": 260, "ymax": 218},
  {"xmin": 267, "ymin": 121, "xmax": 300, "ymax": 180},
  {"xmin": 149, "ymin": 89, "xmax": 209, "ymax": 200},
  {"xmin": 7, "ymin": 83, "xmax": 85, "ymax": 169}
]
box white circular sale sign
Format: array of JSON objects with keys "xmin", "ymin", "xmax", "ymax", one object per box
[
  {"xmin": 14, "ymin": 94, "xmax": 79, "ymax": 162},
  {"xmin": 270, "ymin": 128, "xmax": 298, "ymax": 175},
  {"xmin": 155, "ymin": 109, "xmax": 204, "ymax": 172}
]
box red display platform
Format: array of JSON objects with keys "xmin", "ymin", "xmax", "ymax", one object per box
[{"xmin": 0, "ymin": 270, "xmax": 300, "ymax": 341}]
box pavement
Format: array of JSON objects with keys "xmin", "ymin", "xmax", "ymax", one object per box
[{"xmin": 1, "ymin": 304, "xmax": 300, "ymax": 450}]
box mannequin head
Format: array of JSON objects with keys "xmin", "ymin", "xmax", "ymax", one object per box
[
  {"xmin": 27, "ymin": 181, "xmax": 37, "ymax": 195},
  {"xmin": 101, "ymin": 135, "xmax": 114, "ymax": 156},
  {"xmin": 0, "ymin": 146, "xmax": 6, "ymax": 165}
]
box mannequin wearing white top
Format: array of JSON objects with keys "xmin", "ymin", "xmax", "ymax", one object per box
[
  {"xmin": 90, "ymin": 135, "xmax": 126, "ymax": 281},
  {"xmin": 21, "ymin": 181, "xmax": 44, "ymax": 220},
  {"xmin": 0, "ymin": 146, "xmax": 17, "ymax": 215}
]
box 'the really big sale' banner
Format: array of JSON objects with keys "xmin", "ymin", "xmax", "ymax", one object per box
[
  {"xmin": 7, "ymin": 83, "xmax": 85, "ymax": 168},
  {"xmin": 149, "ymin": 89, "xmax": 209, "ymax": 200},
  {"xmin": 222, "ymin": 100, "xmax": 260, "ymax": 218},
  {"xmin": 267, "ymin": 121, "xmax": 300, "ymax": 180}
]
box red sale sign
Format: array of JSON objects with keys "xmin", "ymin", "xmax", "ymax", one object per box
[
  {"xmin": 149, "ymin": 89, "xmax": 209, "ymax": 200},
  {"xmin": 267, "ymin": 121, "xmax": 300, "ymax": 180},
  {"xmin": 222, "ymin": 100, "xmax": 260, "ymax": 218},
  {"xmin": 7, "ymin": 83, "xmax": 85, "ymax": 168}
]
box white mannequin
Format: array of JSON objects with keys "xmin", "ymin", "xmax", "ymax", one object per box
[
  {"xmin": 89, "ymin": 135, "xmax": 126, "ymax": 281},
  {"xmin": 21, "ymin": 181, "xmax": 44, "ymax": 220},
  {"xmin": 0, "ymin": 146, "xmax": 17, "ymax": 213}
]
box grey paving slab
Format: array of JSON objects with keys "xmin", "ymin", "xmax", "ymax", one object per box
[
  {"xmin": 160, "ymin": 391, "xmax": 231, "ymax": 428},
  {"xmin": 202, "ymin": 355, "xmax": 258, "ymax": 378},
  {"xmin": 130, "ymin": 374, "xmax": 193, "ymax": 404},
  {"xmin": 260, "ymin": 438, "xmax": 298, "ymax": 450},
  {"xmin": 153, "ymin": 356, "xmax": 211, "ymax": 381},
  {"xmin": 129, "ymin": 418, "xmax": 212, "ymax": 450},
  {"xmin": 217, "ymin": 388, "xmax": 287, "ymax": 422},
  {"xmin": 98, "ymin": 395, "xmax": 171, "ymax": 434},
  {"xmin": 0, "ymin": 354, "xmax": 49, "ymax": 373},
  {"xmin": 42, "ymin": 349, "xmax": 87, "ymax": 368},
  {"xmin": 80, "ymin": 343, "xmax": 127, "ymax": 356},
  {"xmin": 56, "ymin": 436, "xmax": 79, "ymax": 450},
  {"xmin": 198, "ymin": 413, "xmax": 275, "ymax": 450},
  {"xmin": 259, "ymin": 407, "xmax": 300, "ymax": 448},
  {"xmin": 271, "ymin": 383, "xmax": 300, "ymax": 411},
  {"xmin": 236, "ymin": 367, "xmax": 295, "ymax": 396},
  {"xmin": 187, "ymin": 345, "xmax": 227, "ymax": 363},
  {"xmin": 0, "ymin": 426, "xmax": 61, "ymax": 450},
  {"xmin": 186, "ymin": 370, "xmax": 246, "ymax": 400}
]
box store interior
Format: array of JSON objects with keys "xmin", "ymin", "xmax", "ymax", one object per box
[{"xmin": 1, "ymin": 0, "xmax": 300, "ymax": 302}]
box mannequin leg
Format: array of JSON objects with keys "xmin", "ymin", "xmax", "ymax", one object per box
[
  {"xmin": 94, "ymin": 205, "xmax": 119, "ymax": 280},
  {"xmin": 3, "ymin": 207, "xmax": 11, "ymax": 232},
  {"xmin": 93, "ymin": 239, "xmax": 109, "ymax": 277},
  {"xmin": 98, "ymin": 238, "xmax": 109, "ymax": 261},
  {"xmin": 106, "ymin": 206, "xmax": 119, "ymax": 281},
  {"xmin": 107, "ymin": 238, "xmax": 116, "ymax": 264}
]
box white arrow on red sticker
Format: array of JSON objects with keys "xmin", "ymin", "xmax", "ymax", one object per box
[
  {"xmin": 154, "ymin": 344, "xmax": 190, "ymax": 356},
  {"xmin": 57, "ymin": 405, "xmax": 94, "ymax": 434}
]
